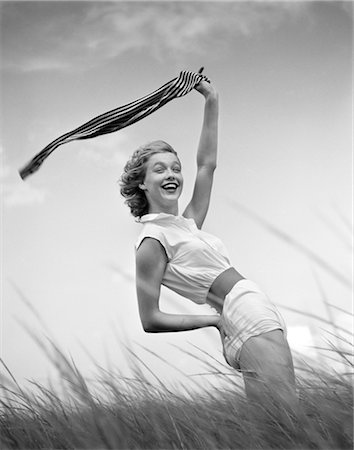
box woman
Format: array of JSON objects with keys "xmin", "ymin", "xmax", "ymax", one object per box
[{"xmin": 120, "ymin": 79, "xmax": 298, "ymax": 424}]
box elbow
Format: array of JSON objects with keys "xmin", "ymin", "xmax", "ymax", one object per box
[
  {"xmin": 198, "ymin": 162, "xmax": 217, "ymax": 173},
  {"xmin": 208, "ymin": 162, "xmax": 217, "ymax": 172},
  {"xmin": 143, "ymin": 324, "xmax": 156, "ymax": 333},
  {"xmin": 144, "ymin": 327, "xmax": 157, "ymax": 333},
  {"xmin": 141, "ymin": 316, "xmax": 159, "ymax": 333}
]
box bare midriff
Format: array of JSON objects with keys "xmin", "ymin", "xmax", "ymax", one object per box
[{"xmin": 206, "ymin": 267, "xmax": 245, "ymax": 313}]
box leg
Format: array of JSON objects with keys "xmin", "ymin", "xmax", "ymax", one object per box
[{"xmin": 239, "ymin": 330, "xmax": 298, "ymax": 429}]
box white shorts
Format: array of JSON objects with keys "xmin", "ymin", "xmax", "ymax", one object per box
[{"xmin": 220, "ymin": 279, "xmax": 287, "ymax": 371}]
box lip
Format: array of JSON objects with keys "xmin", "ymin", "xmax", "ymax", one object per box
[{"xmin": 161, "ymin": 182, "xmax": 179, "ymax": 189}]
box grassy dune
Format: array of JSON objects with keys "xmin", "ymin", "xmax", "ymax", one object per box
[{"xmin": 0, "ymin": 329, "xmax": 352, "ymax": 450}]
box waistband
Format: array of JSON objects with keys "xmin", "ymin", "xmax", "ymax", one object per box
[{"xmin": 223, "ymin": 279, "xmax": 264, "ymax": 310}]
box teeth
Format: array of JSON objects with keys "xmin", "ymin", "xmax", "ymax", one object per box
[{"xmin": 162, "ymin": 183, "xmax": 177, "ymax": 189}]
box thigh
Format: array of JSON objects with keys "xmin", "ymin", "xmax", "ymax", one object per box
[
  {"xmin": 239, "ymin": 330, "xmax": 298, "ymax": 421},
  {"xmin": 239, "ymin": 329, "xmax": 295, "ymax": 383}
]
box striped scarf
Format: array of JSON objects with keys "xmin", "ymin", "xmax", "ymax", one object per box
[{"xmin": 19, "ymin": 69, "xmax": 209, "ymax": 180}]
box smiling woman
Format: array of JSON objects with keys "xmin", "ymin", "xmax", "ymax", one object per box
[
  {"xmin": 139, "ymin": 150, "xmax": 183, "ymax": 214},
  {"xmin": 119, "ymin": 74, "xmax": 299, "ymax": 428},
  {"xmin": 120, "ymin": 141, "xmax": 181, "ymax": 218}
]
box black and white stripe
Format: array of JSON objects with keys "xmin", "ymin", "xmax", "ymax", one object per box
[{"xmin": 19, "ymin": 70, "xmax": 208, "ymax": 180}]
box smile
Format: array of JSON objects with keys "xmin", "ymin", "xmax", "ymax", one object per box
[{"xmin": 161, "ymin": 182, "xmax": 179, "ymax": 191}]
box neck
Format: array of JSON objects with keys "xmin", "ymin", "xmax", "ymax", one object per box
[
  {"xmin": 148, "ymin": 206, "xmax": 179, "ymax": 216},
  {"xmin": 148, "ymin": 202, "xmax": 179, "ymax": 216}
]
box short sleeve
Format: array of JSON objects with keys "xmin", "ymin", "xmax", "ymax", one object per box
[{"xmin": 135, "ymin": 225, "xmax": 171, "ymax": 261}]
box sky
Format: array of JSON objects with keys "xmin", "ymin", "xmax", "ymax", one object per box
[{"xmin": 1, "ymin": 1, "xmax": 353, "ymax": 392}]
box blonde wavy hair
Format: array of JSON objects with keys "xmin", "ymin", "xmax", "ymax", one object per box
[{"xmin": 119, "ymin": 140, "xmax": 178, "ymax": 218}]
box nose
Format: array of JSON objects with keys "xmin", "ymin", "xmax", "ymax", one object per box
[{"xmin": 165, "ymin": 168, "xmax": 175, "ymax": 178}]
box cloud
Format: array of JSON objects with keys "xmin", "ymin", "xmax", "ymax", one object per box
[
  {"xmin": 3, "ymin": 182, "xmax": 47, "ymax": 207},
  {"xmin": 76, "ymin": 132, "xmax": 132, "ymax": 168},
  {"xmin": 1, "ymin": 146, "xmax": 48, "ymax": 207},
  {"xmin": 1, "ymin": 1, "xmax": 311, "ymax": 73},
  {"xmin": 340, "ymin": 1, "xmax": 353, "ymax": 16}
]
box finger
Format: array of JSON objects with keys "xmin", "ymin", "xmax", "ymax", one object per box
[{"xmin": 199, "ymin": 73, "xmax": 210, "ymax": 83}]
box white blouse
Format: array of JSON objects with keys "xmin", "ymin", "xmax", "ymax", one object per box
[{"xmin": 135, "ymin": 213, "xmax": 232, "ymax": 304}]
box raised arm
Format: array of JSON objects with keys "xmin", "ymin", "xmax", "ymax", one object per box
[
  {"xmin": 183, "ymin": 80, "xmax": 219, "ymax": 229},
  {"xmin": 136, "ymin": 238, "xmax": 219, "ymax": 332}
]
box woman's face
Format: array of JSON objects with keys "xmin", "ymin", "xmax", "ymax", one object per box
[{"xmin": 140, "ymin": 152, "xmax": 183, "ymax": 213}]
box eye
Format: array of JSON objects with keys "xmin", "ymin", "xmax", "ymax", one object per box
[{"xmin": 173, "ymin": 166, "xmax": 181, "ymax": 173}]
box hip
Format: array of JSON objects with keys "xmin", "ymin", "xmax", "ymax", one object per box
[{"xmin": 206, "ymin": 267, "xmax": 244, "ymax": 313}]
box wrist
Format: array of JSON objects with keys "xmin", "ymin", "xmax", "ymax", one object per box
[
  {"xmin": 210, "ymin": 314, "xmax": 221, "ymax": 328},
  {"xmin": 204, "ymin": 91, "xmax": 218, "ymax": 101}
]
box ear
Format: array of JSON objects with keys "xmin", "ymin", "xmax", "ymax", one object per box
[{"xmin": 139, "ymin": 183, "xmax": 147, "ymax": 191}]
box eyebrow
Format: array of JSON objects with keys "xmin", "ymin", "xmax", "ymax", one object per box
[{"xmin": 152, "ymin": 161, "xmax": 181, "ymax": 168}]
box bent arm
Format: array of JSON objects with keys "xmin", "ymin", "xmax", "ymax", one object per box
[
  {"xmin": 183, "ymin": 81, "xmax": 219, "ymax": 229},
  {"xmin": 136, "ymin": 238, "xmax": 220, "ymax": 333}
]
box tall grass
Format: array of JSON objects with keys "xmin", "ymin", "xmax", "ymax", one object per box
[{"xmin": 0, "ymin": 325, "xmax": 353, "ymax": 450}]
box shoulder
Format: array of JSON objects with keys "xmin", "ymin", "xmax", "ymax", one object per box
[
  {"xmin": 136, "ymin": 237, "xmax": 168, "ymax": 277},
  {"xmin": 136, "ymin": 222, "xmax": 163, "ymax": 247},
  {"xmin": 137, "ymin": 235, "xmax": 167, "ymax": 258},
  {"xmin": 136, "ymin": 220, "xmax": 172, "ymax": 259}
]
